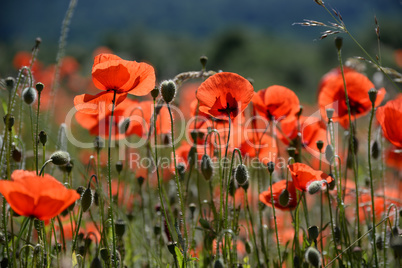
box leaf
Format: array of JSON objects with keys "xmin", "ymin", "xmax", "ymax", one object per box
[
  {"xmin": 72, "ymin": 252, "xmax": 78, "ymax": 267},
  {"xmin": 175, "ymin": 246, "xmax": 184, "ymax": 268}
]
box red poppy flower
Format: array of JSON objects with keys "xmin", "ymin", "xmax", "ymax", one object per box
[
  {"xmin": 74, "ymin": 53, "xmax": 155, "ymax": 114},
  {"xmin": 252, "ymin": 85, "xmax": 300, "ymax": 123},
  {"xmin": 259, "ymin": 180, "xmax": 298, "ymax": 210},
  {"xmin": 0, "ymin": 170, "xmax": 80, "ymax": 221},
  {"xmin": 237, "ymin": 131, "xmax": 278, "ymax": 165},
  {"xmin": 75, "ymin": 99, "xmax": 171, "ymax": 140},
  {"xmin": 279, "ymin": 116, "xmax": 328, "ymax": 155},
  {"xmin": 196, "ymin": 72, "xmax": 254, "ymax": 120},
  {"xmin": 376, "ymin": 95, "xmax": 402, "ymax": 148},
  {"xmin": 288, "ymin": 163, "xmax": 333, "ymax": 193},
  {"xmin": 395, "ymin": 49, "xmax": 402, "ymax": 68},
  {"xmin": 385, "ymin": 147, "xmax": 402, "ymax": 170},
  {"xmin": 318, "ymin": 68, "xmax": 386, "ymax": 129}
]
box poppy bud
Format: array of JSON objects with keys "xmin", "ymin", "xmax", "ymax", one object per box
[
  {"xmin": 93, "ymin": 136, "xmax": 104, "ymax": 152},
  {"xmin": 245, "ymin": 240, "xmax": 252, "ymax": 254},
  {"xmin": 11, "ymin": 147, "xmax": 22, "ymax": 162},
  {"xmin": 189, "ymin": 203, "xmax": 196, "ymax": 215},
  {"xmin": 22, "ymin": 87, "xmax": 37, "ymax": 105},
  {"xmin": 371, "ymin": 140, "xmax": 380, "ymax": 159},
  {"xmin": 314, "ymin": 0, "xmax": 324, "ymax": 6},
  {"xmin": 3, "ymin": 114, "xmax": 15, "ymax": 131},
  {"xmin": 201, "ymin": 154, "xmax": 213, "ymax": 181},
  {"xmin": 316, "ymin": 140, "xmax": 324, "ymax": 151},
  {"xmin": 50, "ymin": 150, "xmax": 70, "ymax": 165},
  {"xmin": 368, "ymin": 88, "xmax": 378, "ymax": 106},
  {"xmin": 39, "ymin": 130, "xmax": 47, "ymax": 146},
  {"xmin": 94, "ymin": 191, "xmax": 99, "ymax": 206},
  {"xmin": 153, "ymin": 225, "xmax": 161, "ymax": 235},
  {"xmin": 279, "ymin": 188, "xmax": 290, "ymax": 207},
  {"xmin": 115, "ymin": 160, "xmax": 123, "ymax": 174},
  {"xmin": 326, "ymin": 108, "xmax": 335, "ymax": 120},
  {"xmin": 235, "ymin": 164, "xmax": 248, "ymax": 186},
  {"xmin": 5, "ymin": 77, "xmax": 15, "ymax": 92},
  {"xmin": 65, "ymin": 161, "xmax": 74, "ymax": 174},
  {"xmin": 334, "ymin": 37, "xmax": 343, "ymax": 51},
  {"xmin": 118, "ymin": 118, "xmax": 130, "ymax": 134},
  {"xmin": 307, "ymin": 181, "xmax": 323, "ymax": 195},
  {"xmin": 200, "ymin": 56, "xmax": 208, "ymax": 70},
  {"xmin": 325, "ymin": 145, "xmax": 334, "ymax": 163},
  {"xmin": 167, "ymin": 242, "xmax": 177, "ymax": 256},
  {"xmin": 287, "ymin": 147, "xmax": 296, "ymax": 158},
  {"xmin": 267, "ymin": 161, "xmax": 275, "ymax": 174},
  {"xmin": 214, "ymin": 259, "xmax": 224, "ymax": 268},
  {"xmin": 151, "ymin": 87, "xmax": 159, "ymax": 99},
  {"xmin": 241, "ymin": 179, "xmax": 249, "ymax": 192},
  {"xmin": 137, "ymin": 176, "xmax": 145, "ymax": 187},
  {"xmin": 90, "ymin": 256, "xmax": 102, "ymax": 268},
  {"xmin": 376, "ymin": 234, "xmax": 383, "ymax": 250},
  {"xmin": 228, "ymin": 178, "xmax": 237, "ymax": 197},
  {"xmin": 308, "ymin": 225, "xmax": 319, "ymax": 241},
  {"xmin": 199, "ymin": 218, "xmax": 211, "ymax": 229},
  {"xmin": 76, "ymin": 186, "xmax": 85, "ymax": 196},
  {"xmin": 305, "ymin": 247, "xmax": 321, "ymax": 267},
  {"xmin": 100, "ymin": 248, "xmax": 110, "ymax": 262},
  {"xmin": 187, "ymin": 146, "xmax": 197, "ymax": 167},
  {"xmin": 160, "ymin": 80, "xmax": 177, "ymax": 103},
  {"xmin": 115, "ymin": 219, "xmax": 126, "ymax": 237},
  {"xmin": 176, "ymin": 163, "xmax": 186, "ymax": 180},
  {"xmin": 81, "ymin": 187, "xmax": 93, "ymax": 212},
  {"xmin": 35, "ymin": 82, "xmax": 44, "ymax": 94}
]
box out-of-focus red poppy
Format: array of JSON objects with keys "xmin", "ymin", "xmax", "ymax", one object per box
[
  {"xmin": 279, "ymin": 116, "xmax": 328, "ymax": 155},
  {"xmin": 179, "ymin": 83, "xmax": 201, "ymax": 119},
  {"xmin": 252, "ymin": 85, "xmax": 300, "ymax": 123},
  {"xmin": 170, "ymin": 141, "xmax": 203, "ymax": 174},
  {"xmin": 0, "ymin": 170, "xmax": 80, "ymax": 221},
  {"xmin": 75, "ymin": 98, "xmax": 171, "ymax": 140},
  {"xmin": 57, "ymin": 220, "xmax": 101, "ymax": 243},
  {"xmin": 376, "ymin": 95, "xmax": 402, "ymax": 148},
  {"xmin": 385, "ymin": 147, "xmax": 402, "ymax": 170},
  {"xmin": 12, "ymin": 51, "xmax": 43, "ymax": 72},
  {"xmin": 318, "ymin": 68, "xmax": 386, "ymax": 129},
  {"xmin": 74, "ymin": 54, "xmax": 155, "ymax": 114},
  {"xmin": 237, "ymin": 131, "xmax": 278, "ymax": 165},
  {"xmin": 60, "ymin": 56, "xmax": 80, "ymax": 77},
  {"xmin": 196, "ymin": 72, "xmax": 254, "ymax": 120},
  {"xmin": 259, "ymin": 179, "xmax": 298, "ymax": 210},
  {"xmin": 395, "ymin": 49, "xmax": 402, "ymax": 68},
  {"xmin": 288, "ymin": 163, "xmax": 333, "ymax": 193}
]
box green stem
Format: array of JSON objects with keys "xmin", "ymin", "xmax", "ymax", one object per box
[
  {"xmin": 337, "ymin": 48, "xmax": 361, "ymax": 245},
  {"xmin": 367, "ymin": 102, "xmax": 379, "ymax": 267},
  {"xmin": 153, "ymin": 99, "xmax": 175, "ymax": 246},
  {"xmin": 107, "ymin": 90, "xmax": 118, "ymax": 267},
  {"xmin": 244, "ymin": 191, "xmax": 261, "ymax": 268},
  {"xmin": 35, "ymin": 92, "xmax": 42, "ymax": 175},
  {"xmin": 71, "ymin": 207, "xmax": 83, "ymax": 253},
  {"xmin": 167, "ymin": 103, "xmax": 188, "ymax": 262},
  {"xmin": 269, "ymin": 172, "xmax": 282, "ymax": 264}
]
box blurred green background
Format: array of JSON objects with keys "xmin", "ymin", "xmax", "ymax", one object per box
[{"xmin": 1, "ymin": 0, "xmax": 401, "ymax": 104}]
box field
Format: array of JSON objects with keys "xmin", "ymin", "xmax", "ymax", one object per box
[{"xmin": 0, "ymin": 0, "xmax": 402, "ymax": 267}]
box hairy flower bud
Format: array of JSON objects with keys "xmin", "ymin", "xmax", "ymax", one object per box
[
  {"xmin": 334, "ymin": 37, "xmax": 343, "ymax": 51},
  {"xmin": 50, "ymin": 151, "xmax": 70, "ymax": 166},
  {"xmin": 307, "ymin": 181, "xmax": 323, "ymax": 195},
  {"xmin": 267, "ymin": 161, "xmax": 275, "ymax": 174},
  {"xmin": 35, "ymin": 82, "xmax": 44, "ymax": 94},
  {"xmin": 5, "ymin": 77, "xmax": 15, "ymax": 92},
  {"xmin": 81, "ymin": 187, "xmax": 93, "ymax": 212},
  {"xmin": 235, "ymin": 164, "xmax": 249, "ymax": 186},
  {"xmin": 201, "ymin": 154, "xmax": 213, "ymax": 181},
  {"xmin": 151, "ymin": 87, "xmax": 159, "ymax": 99},
  {"xmin": 316, "ymin": 140, "xmax": 324, "ymax": 151},
  {"xmin": 160, "ymin": 80, "xmax": 177, "ymax": 103},
  {"xmin": 305, "ymin": 247, "xmax": 322, "ymax": 267},
  {"xmin": 22, "ymin": 87, "xmax": 37, "ymax": 105},
  {"xmin": 368, "ymin": 88, "xmax": 378, "ymax": 106},
  {"xmin": 39, "ymin": 130, "xmax": 47, "ymax": 146}
]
